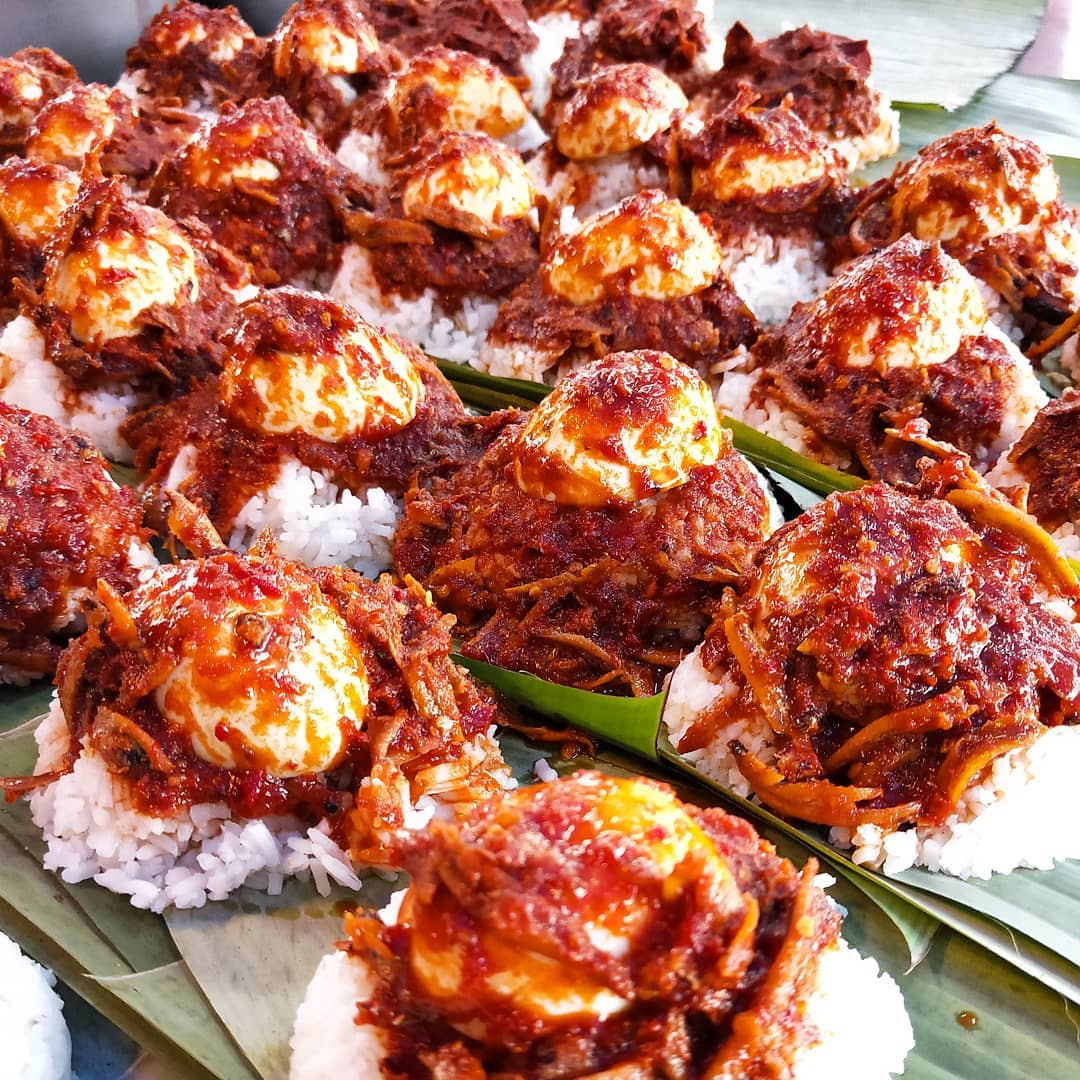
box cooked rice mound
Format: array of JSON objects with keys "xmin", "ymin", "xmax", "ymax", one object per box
[
  {"xmin": 0, "ymin": 929, "xmax": 72, "ymax": 1080},
  {"xmin": 480, "ymin": 189, "xmax": 757, "ymax": 381},
  {"xmin": 716, "ymin": 236, "xmax": 1047, "ymax": 479},
  {"xmin": 123, "ymin": 288, "xmax": 511, "ymax": 572},
  {"xmin": 0, "ymin": 403, "xmax": 155, "ymax": 684},
  {"xmin": 394, "ymin": 350, "xmax": 779, "ymax": 695},
  {"xmin": 665, "ymin": 472, "xmax": 1080, "ymax": 879},
  {"xmin": 23, "ymin": 527, "xmax": 513, "ymax": 910},
  {"xmin": 289, "ymin": 771, "xmax": 913, "ymax": 1078}
]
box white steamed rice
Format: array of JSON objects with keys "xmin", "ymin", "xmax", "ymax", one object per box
[
  {"xmin": 664, "ymin": 642, "xmax": 1080, "ymax": 880},
  {"xmin": 330, "ymin": 245, "xmax": 500, "ymax": 364},
  {"xmin": 222, "ymin": 455, "xmax": 402, "ymax": 577},
  {"xmin": 289, "ymin": 886, "xmax": 913, "ymax": 1080},
  {"xmin": 724, "ymin": 233, "xmax": 832, "ymax": 327},
  {"xmin": 30, "ymin": 697, "xmax": 370, "ymax": 913},
  {"xmin": 0, "ymin": 317, "xmax": 146, "ymax": 463},
  {"xmin": 0, "ymin": 931, "xmax": 72, "ymax": 1080}
]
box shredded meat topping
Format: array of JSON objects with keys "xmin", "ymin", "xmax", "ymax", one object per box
[
  {"xmin": 0, "ymin": 404, "xmax": 149, "ymax": 679},
  {"xmin": 345, "ymin": 772, "xmax": 840, "ymax": 1078},
  {"xmin": 685, "ymin": 480, "xmax": 1080, "ymax": 828},
  {"xmin": 393, "ymin": 422, "xmax": 772, "ymax": 695},
  {"xmin": 356, "ymin": 0, "xmax": 538, "ymax": 75},
  {"xmin": 122, "ymin": 348, "xmax": 515, "ymax": 536},
  {"xmin": 29, "ymin": 177, "xmax": 243, "ymax": 393},
  {"xmin": 700, "ymin": 23, "xmax": 881, "ymax": 140},
  {"xmin": 1009, "ymin": 389, "xmax": 1080, "ymax": 530},
  {"xmin": 150, "ymin": 97, "xmax": 372, "ymax": 286}
]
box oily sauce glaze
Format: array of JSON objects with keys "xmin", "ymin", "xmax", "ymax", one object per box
[
  {"xmin": 1008, "ymin": 389, "xmax": 1080, "ymax": 531},
  {"xmin": 345, "ymin": 772, "xmax": 839, "ymax": 1079},
  {"xmin": 0, "ymin": 404, "xmax": 149, "ymax": 678},
  {"xmin": 150, "ymin": 96, "xmax": 372, "ymax": 287},
  {"xmin": 680, "ymin": 87, "xmax": 855, "ymax": 256},
  {"xmin": 27, "ymin": 176, "xmax": 243, "ymax": 392},
  {"xmin": 0, "ymin": 158, "xmax": 79, "ymax": 322},
  {"xmin": 267, "ymin": 0, "xmax": 391, "ymax": 144},
  {"xmin": 393, "ymin": 398, "xmax": 771, "ymax": 696},
  {"xmin": 24, "ymin": 81, "xmax": 203, "ymax": 192},
  {"xmin": 548, "ymin": 0, "xmax": 710, "ymax": 109},
  {"xmin": 52, "ymin": 538, "xmax": 507, "ymax": 860},
  {"xmin": 123, "ymin": 289, "xmax": 515, "ymax": 535},
  {"xmin": 356, "ymin": 0, "xmax": 538, "ymax": 77},
  {"xmin": 685, "ymin": 480, "xmax": 1080, "ymax": 828}
]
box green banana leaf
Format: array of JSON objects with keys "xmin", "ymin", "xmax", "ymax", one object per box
[
  {"xmin": 165, "ymin": 877, "xmax": 402, "ymax": 1080},
  {"xmin": 709, "ymin": 1, "xmax": 1046, "ymax": 111}
]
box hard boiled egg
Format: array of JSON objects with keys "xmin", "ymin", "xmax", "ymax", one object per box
[{"xmin": 512, "ymin": 350, "xmax": 723, "ymax": 506}]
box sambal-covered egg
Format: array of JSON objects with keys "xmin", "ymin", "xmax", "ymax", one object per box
[
  {"xmin": 24, "ymin": 83, "xmax": 135, "ymax": 171},
  {"xmin": 389, "ymin": 46, "xmax": 528, "ymax": 143},
  {"xmin": 273, "ymin": 0, "xmax": 381, "ymax": 81},
  {"xmin": 126, "ymin": 555, "xmax": 367, "ymax": 776},
  {"xmin": 400, "ymin": 132, "xmax": 536, "ymax": 239},
  {"xmin": 685, "ymin": 90, "xmax": 842, "ymax": 213},
  {"xmin": 291, "ymin": 768, "xmax": 915, "ymax": 1078},
  {"xmin": 401, "ymin": 773, "xmax": 747, "ymax": 1032},
  {"xmin": 219, "ymin": 287, "xmax": 424, "ymax": 443},
  {"xmin": 0, "ymin": 48, "xmax": 76, "ymax": 157},
  {"xmin": 794, "ymin": 235, "xmax": 986, "ymax": 374},
  {"xmin": 0, "ymin": 158, "xmax": 79, "ymax": 248},
  {"xmin": 0, "ymin": 158, "xmax": 80, "ymax": 319},
  {"xmin": 45, "ymin": 193, "xmax": 198, "ymax": 346},
  {"xmin": 888, "ymin": 124, "xmax": 1062, "ymax": 251},
  {"xmin": 556, "ymin": 62, "xmax": 686, "ymax": 161},
  {"xmin": 544, "ymin": 189, "xmax": 721, "ymax": 304},
  {"xmin": 150, "ymin": 96, "xmax": 365, "ymax": 285},
  {"xmin": 124, "ymin": 0, "xmax": 263, "ymax": 106},
  {"xmin": 513, "ymin": 349, "xmax": 721, "ymax": 506},
  {"xmin": 269, "ymin": 0, "xmax": 389, "ymax": 137}
]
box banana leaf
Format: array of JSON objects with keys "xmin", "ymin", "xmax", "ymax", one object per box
[
  {"xmin": 165, "ymin": 877, "xmax": 402, "ymax": 1080},
  {"xmin": 709, "ymin": 1, "xmax": 1045, "ymax": 111}
]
